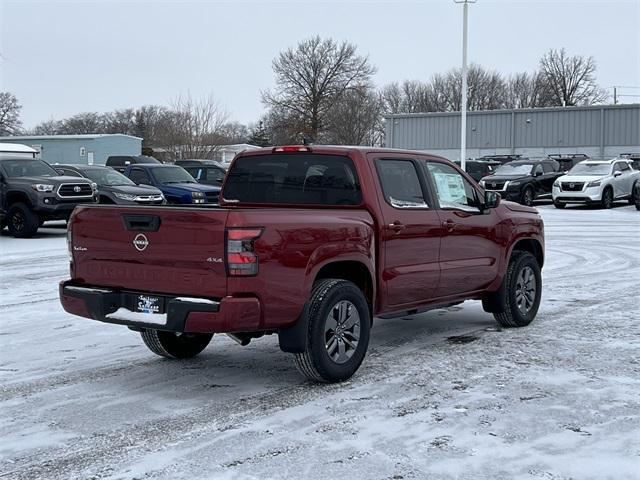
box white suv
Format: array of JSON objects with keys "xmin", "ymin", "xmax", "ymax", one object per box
[{"xmin": 552, "ymin": 159, "xmax": 640, "ymax": 209}]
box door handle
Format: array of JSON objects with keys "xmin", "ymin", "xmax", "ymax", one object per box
[
  {"xmin": 442, "ymin": 219, "xmax": 455, "ymax": 232},
  {"xmin": 387, "ymin": 221, "xmax": 406, "ymax": 232}
]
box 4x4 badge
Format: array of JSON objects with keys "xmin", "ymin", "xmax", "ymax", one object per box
[{"xmin": 133, "ymin": 234, "xmax": 149, "ymax": 251}]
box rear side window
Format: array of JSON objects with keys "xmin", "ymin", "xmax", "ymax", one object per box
[
  {"xmin": 129, "ymin": 168, "xmax": 150, "ymax": 185},
  {"xmin": 223, "ymin": 154, "xmax": 361, "ymax": 205},
  {"xmin": 376, "ymin": 159, "xmax": 429, "ymax": 208}
]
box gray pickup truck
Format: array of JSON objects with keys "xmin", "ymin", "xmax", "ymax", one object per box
[{"xmin": 0, "ymin": 157, "xmax": 97, "ymax": 237}]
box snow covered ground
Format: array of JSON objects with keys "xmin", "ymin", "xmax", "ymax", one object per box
[{"xmin": 1, "ymin": 206, "xmax": 639, "ymax": 480}]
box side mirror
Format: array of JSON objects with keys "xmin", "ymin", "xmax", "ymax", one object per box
[
  {"xmin": 534, "ymin": 170, "xmax": 542, "ymax": 177},
  {"xmin": 56, "ymin": 168, "xmax": 65, "ymax": 175},
  {"xmin": 125, "ymin": 161, "xmax": 131, "ymax": 166},
  {"xmin": 613, "ymin": 171, "xmax": 622, "ymax": 177},
  {"xmin": 484, "ymin": 190, "xmax": 501, "ymax": 210}
]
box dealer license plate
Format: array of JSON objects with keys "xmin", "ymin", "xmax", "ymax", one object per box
[{"xmin": 135, "ymin": 295, "xmax": 164, "ymax": 314}]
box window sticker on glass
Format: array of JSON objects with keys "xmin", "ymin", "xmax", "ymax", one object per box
[{"xmin": 433, "ymin": 172, "xmax": 467, "ymax": 205}]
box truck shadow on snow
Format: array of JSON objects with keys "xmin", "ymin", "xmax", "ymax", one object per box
[{"xmin": 88, "ymin": 304, "xmax": 498, "ymax": 398}]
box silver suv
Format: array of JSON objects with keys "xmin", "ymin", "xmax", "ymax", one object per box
[{"xmin": 552, "ymin": 158, "xmax": 640, "ymax": 209}]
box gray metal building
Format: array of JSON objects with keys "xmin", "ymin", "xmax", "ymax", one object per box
[
  {"xmin": 385, "ymin": 104, "xmax": 640, "ymax": 160},
  {"xmin": 0, "ymin": 134, "xmax": 142, "ymax": 165}
]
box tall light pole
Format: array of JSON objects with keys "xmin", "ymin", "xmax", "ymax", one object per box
[{"xmin": 454, "ymin": 0, "xmax": 475, "ymax": 171}]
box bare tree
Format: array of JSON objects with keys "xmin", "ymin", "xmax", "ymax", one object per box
[
  {"xmin": 57, "ymin": 112, "xmax": 104, "ymax": 134},
  {"xmin": 30, "ymin": 118, "xmax": 62, "ymax": 135},
  {"xmin": 0, "ymin": 92, "xmax": 23, "ymax": 135},
  {"xmin": 539, "ymin": 48, "xmax": 608, "ymax": 106},
  {"xmin": 324, "ymin": 86, "xmax": 384, "ymax": 146},
  {"xmin": 262, "ymin": 108, "xmax": 307, "ymax": 146},
  {"xmin": 103, "ymin": 108, "xmax": 136, "ymax": 134},
  {"xmin": 216, "ymin": 121, "xmax": 250, "ymax": 145},
  {"xmin": 262, "ymin": 36, "xmax": 376, "ymax": 142},
  {"xmin": 504, "ymin": 71, "xmax": 556, "ymax": 108},
  {"xmin": 163, "ymin": 93, "xmax": 229, "ymax": 159}
]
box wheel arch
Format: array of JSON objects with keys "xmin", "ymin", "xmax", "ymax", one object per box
[
  {"xmin": 314, "ymin": 260, "xmax": 375, "ymax": 314},
  {"xmin": 510, "ymin": 237, "xmax": 544, "ymax": 268},
  {"xmin": 6, "ymin": 191, "xmax": 33, "ymax": 208}
]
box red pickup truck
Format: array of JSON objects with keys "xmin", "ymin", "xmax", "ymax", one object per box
[{"xmin": 60, "ymin": 146, "xmax": 544, "ymax": 383}]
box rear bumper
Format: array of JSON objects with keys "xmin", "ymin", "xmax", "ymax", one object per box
[{"xmin": 59, "ymin": 280, "xmax": 261, "ymax": 333}]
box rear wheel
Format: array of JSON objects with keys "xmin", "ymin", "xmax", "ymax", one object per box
[
  {"xmin": 7, "ymin": 203, "xmax": 40, "ymax": 238},
  {"xmin": 294, "ymin": 279, "xmax": 371, "ymax": 383},
  {"xmin": 521, "ymin": 186, "xmax": 534, "ymax": 206},
  {"xmin": 140, "ymin": 330, "xmax": 213, "ymax": 359},
  {"xmin": 483, "ymin": 251, "xmax": 541, "ymax": 328},
  {"xmin": 601, "ymin": 187, "xmax": 613, "ymax": 209}
]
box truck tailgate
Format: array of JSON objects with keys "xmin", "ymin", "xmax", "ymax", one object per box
[{"xmin": 70, "ymin": 206, "xmax": 229, "ymax": 298}]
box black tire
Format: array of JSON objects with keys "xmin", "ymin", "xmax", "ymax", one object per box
[
  {"xmin": 630, "ymin": 181, "xmax": 638, "ymax": 206},
  {"xmin": 553, "ymin": 200, "xmax": 566, "ymax": 209},
  {"xmin": 521, "ymin": 186, "xmax": 534, "ymax": 206},
  {"xmin": 294, "ymin": 279, "xmax": 371, "ymax": 383},
  {"xmin": 140, "ymin": 330, "xmax": 212, "ymax": 359},
  {"xmin": 601, "ymin": 187, "xmax": 613, "ymax": 209},
  {"xmin": 483, "ymin": 251, "xmax": 542, "ymax": 328},
  {"xmin": 7, "ymin": 203, "xmax": 40, "ymax": 238}
]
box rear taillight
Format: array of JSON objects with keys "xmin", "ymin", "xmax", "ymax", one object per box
[{"xmin": 226, "ymin": 228, "xmax": 263, "ymax": 276}]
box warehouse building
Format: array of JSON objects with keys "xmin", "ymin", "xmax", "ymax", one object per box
[
  {"xmin": 385, "ymin": 104, "xmax": 640, "ymax": 160},
  {"xmin": 0, "ymin": 134, "xmax": 142, "ymax": 165}
]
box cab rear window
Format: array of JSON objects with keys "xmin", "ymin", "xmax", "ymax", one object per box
[{"xmin": 223, "ymin": 154, "xmax": 362, "ymax": 205}]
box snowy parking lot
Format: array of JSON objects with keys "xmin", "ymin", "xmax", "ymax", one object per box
[{"xmin": 1, "ymin": 204, "xmax": 639, "ymax": 480}]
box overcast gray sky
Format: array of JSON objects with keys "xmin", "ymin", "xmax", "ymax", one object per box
[{"xmin": 1, "ymin": 0, "xmax": 639, "ymax": 129}]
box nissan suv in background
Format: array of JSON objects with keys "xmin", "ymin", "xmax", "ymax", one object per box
[
  {"xmin": 480, "ymin": 159, "xmax": 563, "ymax": 206},
  {"xmin": 454, "ymin": 159, "xmax": 501, "ymax": 182},
  {"xmin": 552, "ymin": 158, "xmax": 639, "ymax": 209},
  {"xmin": 55, "ymin": 164, "xmax": 165, "ymax": 206},
  {"xmin": 0, "ymin": 157, "xmax": 97, "ymax": 237},
  {"xmin": 122, "ymin": 163, "xmax": 220, "ymax": 205},
  {"xmin": 105, "ymin": 155, "xmax": 161, "ymax": 173}
]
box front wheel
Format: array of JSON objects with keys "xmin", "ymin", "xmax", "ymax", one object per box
[
  {"xmin": 483, "ymin": 251, "xmax": 542, "ymax": 328},
  {"xmin": 601, "ymin": 187, "xmax": 613, "ymax": 209},
  {"xmin": 521, "ymin": 186, "xmax": 534, "ymax": 206},
  {"xmin": 140, "ymin": 330, "xmax": 213, "ymax": 359},
  {"xmin": 553, "ymin": 200, "xmax": 566, "ymax": 209},
  {"xmin": 7, "ymin": 203, "xmax": 40, "ymax": 238},
  {"xmin": 294, "ymin": 279, "xmax": 371, "ymax": 383}
]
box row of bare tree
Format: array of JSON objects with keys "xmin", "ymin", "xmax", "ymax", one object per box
[
  {"xmin": 261, "ymin": 38, "xmax": 609, "ymax": 145},
  {"xmin": 1, "ymin": 38, "xmax": 609, "ymax": 152}
]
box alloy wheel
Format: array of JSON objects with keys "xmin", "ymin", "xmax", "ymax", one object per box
[
  {"xmin": 515, "ymin": 266, "xmax": 536, "ymax": 314},
  {"xmin": 11, "ymin": 211, "xmax": 25, "ymax": 232},
  {"xmin": 324, "ymin": 300, "xmax": 361, "ymax": 364}
]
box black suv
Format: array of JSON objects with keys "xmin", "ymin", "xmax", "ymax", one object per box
[
  {"xmin": 105, "ymin": 155, "xmax": 160, "ymax": 173},
  {"xmin": 480, "ymin": 159, "xmax": 563, "ymax": 206},
  {"xmin": 175, "ymin": 159, "xmax": 227, "ymax": 186},
  {"xmin": 454, "ymin": 159, "xmax": 501, "ymax": 182},
  {"xmin": 55, "ymin": 164, "xmax": 165, "ymax": 206},
  {"xmin": 0, "ymin": 157, "xmax": 97, "ymax": 237}
]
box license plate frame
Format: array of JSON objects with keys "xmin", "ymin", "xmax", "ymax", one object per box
[{"xmin": 134, "ymin": 294, "xmax": 165, "ymax": 315}]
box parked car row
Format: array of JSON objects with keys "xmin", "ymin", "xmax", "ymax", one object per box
[
  {"xmin": 476, "ymin": 156, "xmax": 639, "ymax": 209},
  {"xmin": 1, "ymin": 154, "xmax": 225, "ymax": 238}
]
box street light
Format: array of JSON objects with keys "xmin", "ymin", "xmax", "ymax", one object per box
[{"xmin": 454, "ymin": 0, "xmax": 476, "ymax": 171}]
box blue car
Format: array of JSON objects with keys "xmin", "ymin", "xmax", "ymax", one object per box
[{"xmin": 122, "ymin": 164, "xmax": 220, "ymax": 205}]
